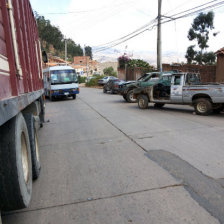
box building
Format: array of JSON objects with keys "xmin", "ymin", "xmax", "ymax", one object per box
[
  {"xmin": 98, "ymin": 62, "xmax": 118, "ymax": 75},
  {"xmin": 73, "ymin": 56, "xmax": 99, "ymax": 76}
]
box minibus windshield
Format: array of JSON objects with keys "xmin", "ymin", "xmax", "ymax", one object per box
[{"xmin": 50, "ymin": 70, "xmax": 78, "ymax": 84}]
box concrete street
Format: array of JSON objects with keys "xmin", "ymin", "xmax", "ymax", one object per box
[{"xmin": 2, "ymin": 87, "xmax": 224, "ymax": 224}]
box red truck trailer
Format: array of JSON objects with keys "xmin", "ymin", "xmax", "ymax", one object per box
[{"xmin": 0, "ymin": 0, "xmax": 45, "ymax": 212}]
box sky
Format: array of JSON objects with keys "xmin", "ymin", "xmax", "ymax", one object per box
[{"xmin": 30, "ymin": 0, "xmax": 224, "ymax": 64}]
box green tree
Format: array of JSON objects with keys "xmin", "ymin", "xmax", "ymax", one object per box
[
  {"xmin": 185, "ymin": 11, "xmax": 216, "ymax": 65},
  {"xmin": 103, "ymin": 67, "xmax": 117, "ymax": 77},
  {"xmin": 85, "ymin": 46, "xmax": 93, "ymax": 60},
  {"xmin": 202, "ymin": 52, "xmax": 216, "ymax": 65},
  {"xmin": 67, "ymin": 39, "xmax": 83, "ymax": 61},
  {"xmin": 34, "ymin": 12, "xmax": 84, "ymax": 61},
  {"xmin": 186, "ymin": 45, "xmax": 197, "ymax": 64}
]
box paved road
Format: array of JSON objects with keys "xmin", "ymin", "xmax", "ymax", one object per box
[{"xmin": 2, "ymin": 87, "xmax": 224, "ymax": 224}]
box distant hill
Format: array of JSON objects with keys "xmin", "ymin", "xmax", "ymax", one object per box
[{"xmin": 93, "ymin": 47, "xmax": 186, "ymax": 65}]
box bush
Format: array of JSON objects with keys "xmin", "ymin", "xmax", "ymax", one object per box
[
  {"xmin": 85, "ymin": 75, "xmax": 104, "ymax": 87},
  {"xmin": 103, "ymin": 67, "xmax": 117, "ymax": 77},
  {"xmin": 78, "ymin": 76, "xmax": 86, "ymax": 83},
  {"xmin": 118, "ymin": 55, "xmax": 130, "ymax": 68}
]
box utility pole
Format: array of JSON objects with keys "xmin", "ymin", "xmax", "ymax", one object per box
[
  {"xmin": 65, "ymin": 38, "xmax": 67, "ymax": 66},
  {"xmin": 157, "ymin": 0, "xmax": 162, "ymax": 72},
  {"xmin": 84, "ymin": 45, "xmax": 88, "ymax": 79}
]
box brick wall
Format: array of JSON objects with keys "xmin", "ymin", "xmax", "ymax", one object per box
[
  {"xmin": 74, "ymin": 56, "xmax": 90, "ymax": 66},
  {"xmin": 162, "ymin": 64, "xmax": 216, "ymax": 83},
  {"xmin": 118, "ymin": 67, "xmax": 148, "ymax": 81}
]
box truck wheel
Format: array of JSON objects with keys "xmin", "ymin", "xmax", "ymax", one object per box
[
  {"xmin": 194, "ymin": 98, "xmax": 213, "ymax": 115},
  {"xmin": 24, "ymin": 113, "xmax": 41, "ymax": 180},
  {"xmin": 103, "ymin": 88, "xmax": 107, "ymax": 93},
  {"xmin": 123, "ymin": 95, "xmax": 127, "ymax": 102},
  {"xmin": 154, "ymin": 103, "xmax": 165, "ymax": 108},
  {"xmin": 39, "ymin": 95, "xmax": 45, "ymax": 128},
  {"xmin": 137, "ymin": 95, "xmax": 148, "ymax": 109},
  {"xmin": 0, "ymin": 113, "xmax": 32, "ymax": 210},
  {"xmin": 126, "ymin": 90, "xmax": 137, "ymax": 103},
  {"xmin": 72, "ymin": 94, "xmax": 76, "ymax": 99}
]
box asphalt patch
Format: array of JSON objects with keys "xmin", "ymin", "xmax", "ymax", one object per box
[{"xmin": 146, "ymin": 150, "xmax": 224, "ymax": 224}]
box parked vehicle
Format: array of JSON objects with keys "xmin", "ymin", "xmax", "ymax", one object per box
[
  {"xmin": 119, "ymin": 72, "xmax": 173, "ymax": 103},
  {"xmin": 118, "ymin": 73, "xmax": 152, "ymax": 99},
  {"xmin": 85, "ymin": 76, "xmax": 96, "ymax": 83},
  {"xmin": 0, "ymin": 0, "xmax": 45, "ymax": 212},
  {"xmin": 98, "ymin": 76, "xmax": 118, "ymax": 85},
  {"xmin": 133, "ymin": 72, "xmax": 224, "ymax": 115},
  {"xmin": 43, "ymin": 66, "xmax": 79, "ymax": 100},
  {"xmin": 103, "ymin": 79, "xmax": 125, "ymax": 94}
]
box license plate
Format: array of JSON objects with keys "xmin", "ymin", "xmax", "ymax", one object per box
[{"xmin": 64, "ymin": 92, "xmax": 69, "ymax": 95}]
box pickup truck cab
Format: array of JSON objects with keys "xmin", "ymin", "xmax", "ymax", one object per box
[
  {"xmin": 133, "ymin": 72, "xmax": 224, "ymax": 115},
  {"xmin": 119, "ymin": 72, "xmax": 162, "ymax": 103}
]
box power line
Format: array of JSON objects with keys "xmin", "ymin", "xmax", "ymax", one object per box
[
  {"xmin": 94, "ymin": 19, "xmax": 157, "ymax": 48},
  {"xmin": 93, "ymin": 0, "xmax": 224, "ymax": 53},
  {"xmin": 57, "ymin": 0, "xmax": 137, "ymax": 34},
  {"xmin": 94, "ymin": 26, "xmax": 156, "ymax": 53},
  {"xmin": 166, "ymin": 0, "xmax": 220, "ymax": 18},
  {"xmin": 162, "ymin": 0, "xmax": 224, "ymax": 24}
]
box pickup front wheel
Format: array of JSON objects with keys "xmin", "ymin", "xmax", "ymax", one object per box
[
  {"xmin": 137, "ymin": 95, "xmax": 148, "ymax": 109},
  {"xmin": 126, "ymin": 90, "xmax": 137, "ymax": 103},
  {"xmin": 193, "ymin": 98, "xmax": 213, "ymax": 115}
]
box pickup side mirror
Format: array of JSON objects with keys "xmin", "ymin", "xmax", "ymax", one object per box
[{"xmin": 42, "ymin": 51, "xmax": 48, "ymax": 63}]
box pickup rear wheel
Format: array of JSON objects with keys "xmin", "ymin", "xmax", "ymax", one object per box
[
  {"xmin": 194, "ymin": 98, "xmax": 213, "ymax": 115},
  {"xmin": 137, "ymin": 95, "xmax": 148, "ymax": 109},
  {"xmin": 126, "ymin": 90, "xmax": 137, "ymax": 103},
  {"xmin": 0, "ymin": 113, "xmax": 32, "ymax": 210}
]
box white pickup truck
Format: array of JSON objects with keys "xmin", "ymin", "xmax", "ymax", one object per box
[{"xmin": 133, "ymin": 73, "xmax": 224, "ymax": 115}]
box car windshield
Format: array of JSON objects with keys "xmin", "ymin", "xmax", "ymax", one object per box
[
  {"xmin": 50, "ymin": 70, "xmax": 78, "ymax": 84},
  {"xmin": 161, "ymin": 75, "xmax": 172, "ymax": 81}
]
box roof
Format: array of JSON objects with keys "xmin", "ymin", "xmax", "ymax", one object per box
[
  {"xmin": 43, "ymin": 65, "xmax": 75, "ymax": 72},
  {"xmin": 215, "ymin": 47, "xmax": 224, "ymax": 55}
]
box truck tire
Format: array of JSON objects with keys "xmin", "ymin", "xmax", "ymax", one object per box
[
  {"xmin": 49, "ymin": 93, "xmax": 54, "ymax": 101},
  {"xmin": 154, "ymin": 103, "xmax": 165, "ymax": 108},
  {"xmin": 103, "ymin": 88, "xmax": 107, "ymax": 93},
  {"xmin": 0, "ymin": 113, "xmax": 32, "ymax": 211},
  {"xmin": 193, "ymin": 98, "xmax": 213, "ymax": 115},
  {"xmin": 24, "ymin": 113, "xmax": 41, "ymax": 180},
  {"xmin": 137, "ymin": 95, "xmax": 148, "ymax": 109},
  {"xmin": 123, "ymin": 95, "xmax": 127, "ymax": 101},
  {"xmin": 126, "ymin": 90, "xmax": 137, "ymax": 103},
  {"xmin": 39, "ymin": 96, "xmax": 45, "ymax": 128},
  {"xmin": 72, "ymin": 94, "xmax": 76, "ymax": 99}
]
